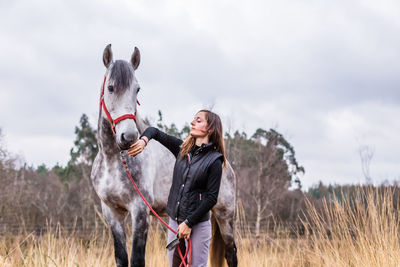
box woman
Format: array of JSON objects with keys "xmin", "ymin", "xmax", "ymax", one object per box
[{"xmin": 127, "ymin": 109, "xmax": 226, "ymax": 267}]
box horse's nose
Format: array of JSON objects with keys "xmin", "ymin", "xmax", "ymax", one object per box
[{"xmin": 121, "ymin": 131, "xmax": 137, "ymax": 145}]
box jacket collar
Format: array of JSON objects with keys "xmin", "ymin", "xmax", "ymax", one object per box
[{"xmin": 192, "ymin": 142, "xmax": 215, "ymax": 155}]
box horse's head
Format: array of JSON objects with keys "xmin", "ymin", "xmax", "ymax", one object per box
[{"xmin": 101, "ymin": 44, "xmax": 141, "ymax": 150}]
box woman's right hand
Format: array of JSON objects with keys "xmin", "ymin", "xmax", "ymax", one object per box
[{"xmin": 128, "ymin": 137, "xmax": 148, "ymax": 157}]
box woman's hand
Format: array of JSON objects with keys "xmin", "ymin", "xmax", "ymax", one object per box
[
  {"xmin": 128, "ymin": 137, "xmax": 148, "ymax": 157},
  {"xmin": 177, "ymin": 221, "xmax": 192, "ymax": 240}
]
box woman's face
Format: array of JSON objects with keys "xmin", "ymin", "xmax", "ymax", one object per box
[{"xmin": 190, "ymin": 112, "xmax": 209, "ymax": 138}]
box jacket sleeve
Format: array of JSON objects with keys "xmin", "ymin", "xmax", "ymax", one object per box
[
  {"xmin": 140, "ymin": 126, "xmax": 183, "ymax": 158},
  {"xmin": 185, "ymin": 158, "xmax": 223, "ymax": 227}
]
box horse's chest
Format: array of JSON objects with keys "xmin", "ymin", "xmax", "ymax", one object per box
[{"xmin": 94, "ymin": 159, "xmax": 132, "ymax": 205}]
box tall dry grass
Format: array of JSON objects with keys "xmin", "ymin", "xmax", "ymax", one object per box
[
  {"xmin": 301, "ymin": 186, "xmax": 400, "ymax": 266},
  {"xmin": 0, "ymin": 220, "xmax": 168, "ymax": 267},
  {"xmin": 236, "ymin": 186, "xmax": 400, "ymax": 266},
  {"xmin": 1, "ymin": 186, "xmax": 400, "ymax": 266}
]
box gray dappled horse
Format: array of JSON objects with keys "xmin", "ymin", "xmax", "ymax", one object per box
[{"xmin": 90, "ymin": 44, "xmax": 238, "ymax": 267}]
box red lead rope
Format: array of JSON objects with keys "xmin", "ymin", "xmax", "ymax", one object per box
[{"xmin": 120, "ymin": 152, "xmax": 192, "ymax": 267}]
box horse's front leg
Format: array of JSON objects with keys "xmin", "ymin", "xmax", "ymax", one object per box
[
  {"xmin": 130, "ymin": 201, "xmax": 150, "ymax": 267},
  {"xmin": 102, "ymin": 201, "xmax": 129, "ymax": 267}
]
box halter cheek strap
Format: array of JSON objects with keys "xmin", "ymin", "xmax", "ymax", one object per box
[{"xmin": 100, "ymin": 76, "xmax": 140, "ymax": 134}]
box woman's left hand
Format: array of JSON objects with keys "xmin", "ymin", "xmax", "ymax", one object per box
[
  {"xmin": 127, "ymin": 138, "xmax": 147, "ymax": 157},
  {"xmin": 177, "ymin": 222, "xmax": 192, "ymax": 240}
]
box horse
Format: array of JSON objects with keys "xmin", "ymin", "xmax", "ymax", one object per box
[{"xmin": 90, "ymin": 44, "xmax": 238, "ymax": 267}]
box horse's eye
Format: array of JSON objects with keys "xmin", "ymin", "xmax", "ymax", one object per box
[
  {"xmin": 137, "ymin": 87, "xmax": 140, "ymax": 93},
  {"xmin": 108, "ymin": 85, "xmax": 114, "ymax": 93}
]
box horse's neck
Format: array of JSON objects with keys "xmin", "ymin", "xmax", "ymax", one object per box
[{"xmin": 97, "ymin": 117, "xmax": 120, "ymax": 157}]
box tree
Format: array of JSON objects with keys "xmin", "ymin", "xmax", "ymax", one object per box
[
  {"xmin": 249, "ymin": 128, "xmax": 304, "ymax": 235},
  {"xmin": 70, "ymin": 114, "xmax": 98, "ymax": 165},
  {"xmin": 0, "ymin": 128, "xmax": 6, "ymax": 161},
  {"xmin": 252, "ymin": 128, "xmax": 304, "ymax": 188},
  {"xmin": 359, "ymin": 145, "xmax": 374, "ymax": 184},
  {"xmin": 0, "ymin": 128, "xmax": 7, "ymax": 171},
  {"xmin": 36, "ymin": 163, "xmax": 48, "ymax": 175}
]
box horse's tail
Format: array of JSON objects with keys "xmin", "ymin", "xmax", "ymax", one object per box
[{"xmin": 210, "ymin": 212, "xmax": 225, "ymax": 267}]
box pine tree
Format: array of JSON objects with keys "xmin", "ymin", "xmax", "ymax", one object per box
[{"xmin": 70, "ymin": 114, "xmax": 98, "ymax": 165}]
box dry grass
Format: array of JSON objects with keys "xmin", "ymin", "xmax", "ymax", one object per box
[
  {"xmin": 0, "ymin": 221, "xmax": 169, "ymax": 267},
  {"xmin": 2, "ymin": 186, "xmax": 400, "ymax": 266}
]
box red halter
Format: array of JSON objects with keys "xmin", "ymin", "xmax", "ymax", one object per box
[{"xmin": 100, "ymin": 76, "xmax": 141, "ymax": 134}]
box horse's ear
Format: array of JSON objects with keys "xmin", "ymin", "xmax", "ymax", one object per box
[
  {"xmin": 131, "ymin": 47, "xmax": 141, "ymax": 70},
  {"xmin": 103, "ymin": 44, "xmax": 113, "ymax": 68}
]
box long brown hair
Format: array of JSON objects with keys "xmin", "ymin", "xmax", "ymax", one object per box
[{"xmin": 179, "ymin": 110, "xmax": 226, "ymax": 169}]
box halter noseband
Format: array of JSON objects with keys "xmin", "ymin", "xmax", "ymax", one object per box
[{"xmin": 100, "ymin": 76, "xmax": 141, "ymax": 134}]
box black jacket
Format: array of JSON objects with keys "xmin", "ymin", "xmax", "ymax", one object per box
[{"xmin": 140, "ymin": 127, "xmax": 223, "ymax": 227}]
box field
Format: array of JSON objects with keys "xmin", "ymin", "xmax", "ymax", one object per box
[{"xmin": 1, "ymin": 187, "xmax": 400, "ymax": 267}]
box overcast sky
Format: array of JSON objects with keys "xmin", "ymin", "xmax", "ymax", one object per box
[{"xmin": 1, "ymin": 0, "xmax": 399, "ymax": 189}]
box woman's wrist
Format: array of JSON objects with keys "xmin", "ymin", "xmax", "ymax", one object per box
[
  {"xmin": 139, "ymin": 136, "xmax": 148, "ymax": 146},
  {"xmin": 184, "ymin": 219, "xmax": 193, "ymax": 228}
]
